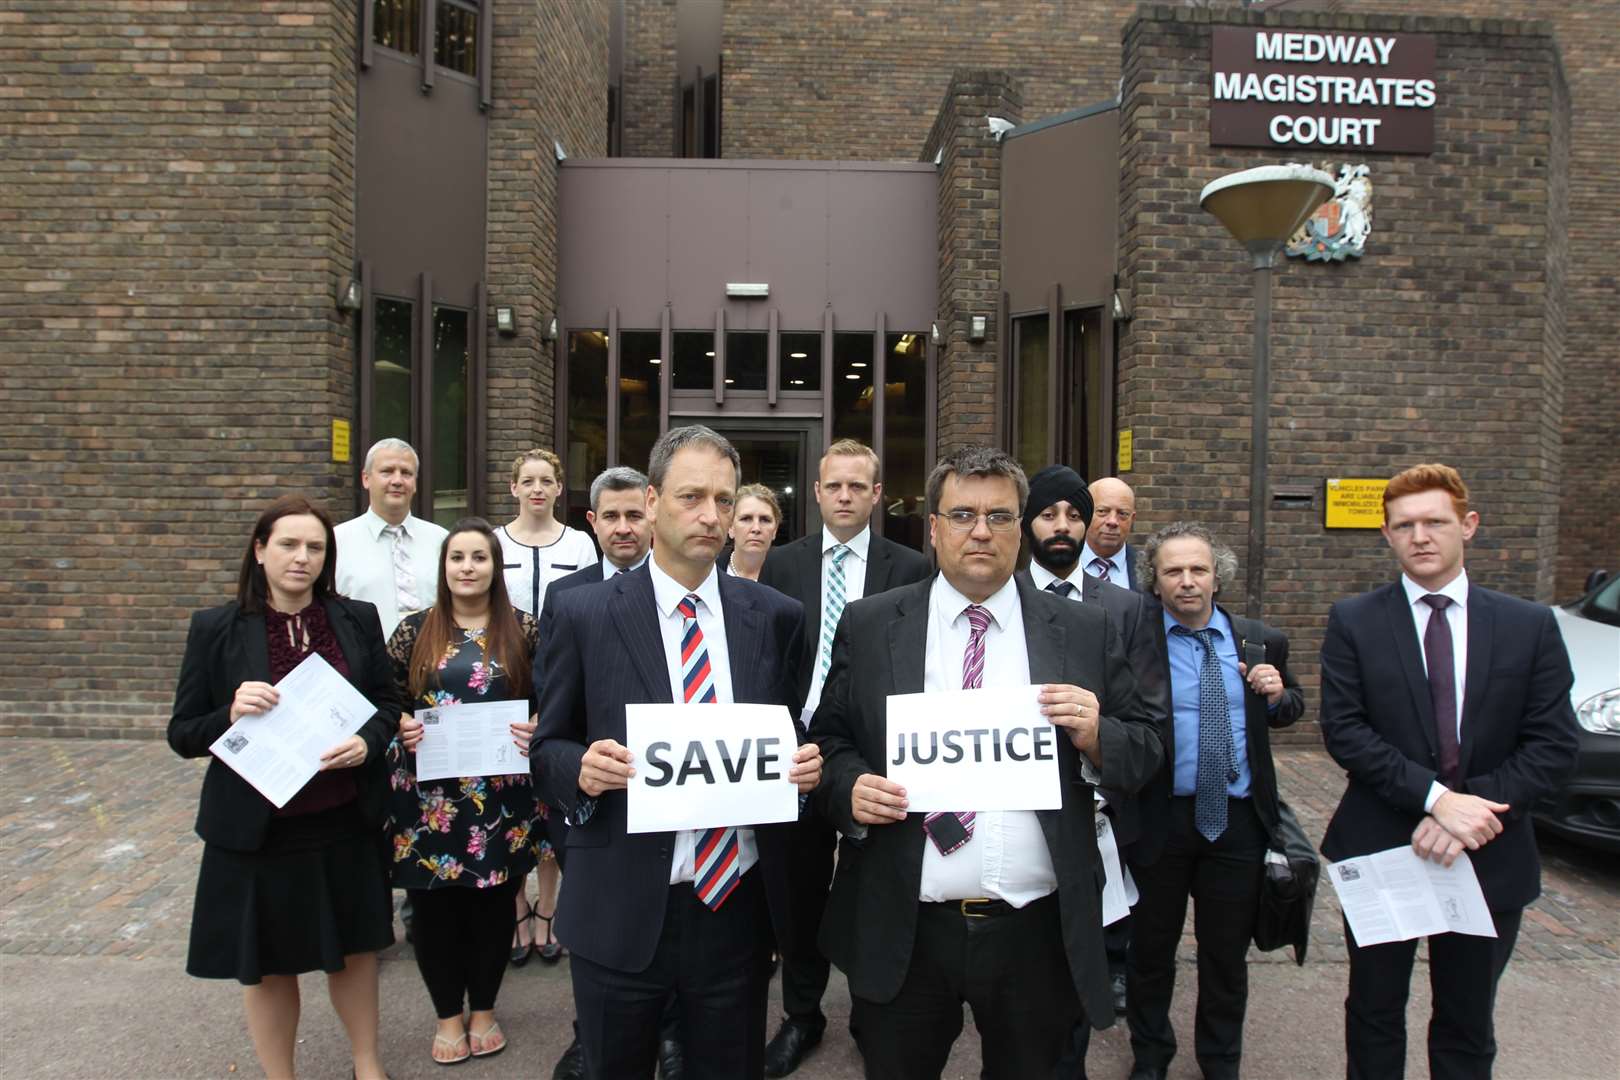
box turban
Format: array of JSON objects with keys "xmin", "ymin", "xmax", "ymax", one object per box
[{"xmin": 1021, "ymin": 464, "xmax": 1093, "ymax": 539}]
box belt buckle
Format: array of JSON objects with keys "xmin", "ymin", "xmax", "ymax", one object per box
[{"xmin": 959, "ymin": 897, "xmax": 994, "ymax": 919}]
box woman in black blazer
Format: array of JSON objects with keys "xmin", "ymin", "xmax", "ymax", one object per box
[{"xmin": 169, "ymin": 495, "xmax": 400, "ymax": 1080}]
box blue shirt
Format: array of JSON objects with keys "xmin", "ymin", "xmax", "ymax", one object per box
[{"xmin": 1163, "ymin": 606, "xmax": 1251, "ymax": 799}]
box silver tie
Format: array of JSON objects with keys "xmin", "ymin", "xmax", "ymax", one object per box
[{"xmin": 384, "ymin": 524, "xmax": 420, "ymax": 612}]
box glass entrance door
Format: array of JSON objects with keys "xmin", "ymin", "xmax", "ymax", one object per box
[{"xmin": 697, "ymin": 418, "xmax": 819, "ymax": 544}]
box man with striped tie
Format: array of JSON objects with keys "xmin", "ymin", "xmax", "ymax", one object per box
[
  {"xmin": 811, "ymin": 446, "xmax": 1163, "ymax": 1080},
  {"xmin": 532, "ymin": 426, "xmax": 822, "ymax": 1079},
  {"xmin": 758, "ymin": 438, "xmax": 929, "ymax": 1077}
]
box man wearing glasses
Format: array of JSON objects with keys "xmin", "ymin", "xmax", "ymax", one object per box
[{"xmin": 809, "ymin": 446, "xmax": 1163, "ymax": 1080}]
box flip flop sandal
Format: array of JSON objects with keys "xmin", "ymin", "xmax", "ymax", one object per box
[
  {"xmin": 432, "ymin": 1031, "xmax": 471, "ymax": 1066},
  {"xmin": 469, "ymin": 1022, "xmax": 507, "ymax": 1059}
]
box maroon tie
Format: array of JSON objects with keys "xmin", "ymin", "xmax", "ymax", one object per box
[{"xmin": 1421, "ymin": 595, "xmax": 1460, "ymax": 787}]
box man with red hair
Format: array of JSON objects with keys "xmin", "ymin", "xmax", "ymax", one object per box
[{"xmin": 1319, "ymin": 463, "xmax": 1578, "ymax": 1080}]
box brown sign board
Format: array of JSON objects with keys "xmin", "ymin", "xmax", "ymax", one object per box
[{"xmin": 1211, "ymin": 27, "xmax": 1436, "ymax": 155}]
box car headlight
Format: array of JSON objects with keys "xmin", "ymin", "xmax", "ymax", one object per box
[{"xmin": 1576, "ymin": 688, "xmax": 1620, "ymax": 735}]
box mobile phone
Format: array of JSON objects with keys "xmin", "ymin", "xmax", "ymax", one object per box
[
  {"xmin": 924, "ymin": 813, "xmax": 969, "ymax": 852},
  {"xmin": 1243, "ymin": 639, "xmax": 1268, "ymax": 670}
]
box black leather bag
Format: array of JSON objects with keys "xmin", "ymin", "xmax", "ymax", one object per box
[{"xmin": 1253, "ymin": 797, "xmax": 1320, "ymax": 964}]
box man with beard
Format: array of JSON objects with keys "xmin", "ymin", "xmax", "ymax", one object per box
[{"xmin": 1018, "ymin": 465, "xmax": 1169, "ymax": 1079}]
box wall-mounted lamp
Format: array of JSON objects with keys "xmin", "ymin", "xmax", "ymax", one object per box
[
  {"xmin": 930, "ymin": 321, "xmax": 943, "ymax": 346},
  {"xmin": 725, "ymin": 282, "xmax": 770, "ymax": 299},
  {"xmin": 541, "ymin": 316, "xmax": 559, "ymax": 343},
  {"xmin": 1112, "ymin": 288, "xmax": 1133, "ymax": 322},
  {"xmin": 336, "ymin": 278, "xmax": 362, "ymax": 313},
  {"xmin": 553, "ymin": 140, "xmax": 568, "ymax": 162},
  {"xmin": 495, "ymin": 306, "xmax": 516, "ymax": 336},
  {"xmin": 968, "ymin": 315, "xmax": 988, "ymax": 343}
]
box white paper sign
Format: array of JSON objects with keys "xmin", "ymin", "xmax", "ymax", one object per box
[
  {"xmin": 1096, "ymin": 812, "xmax": 1138, "ymax": 926},
  {"xmin": 885, "ymin": 685, "xmax": 1063, "ymax": 812},
  {"xmin": 624, "ymin": 703, "xmax": 800, "ymax": 834},
  {"xmin": 1327, "ymin": 846, "xmax": 1497, "ymax": 947},
  {"xmin": 208, "ymin": 652, "xmax": 377, "ymax": 808},
  {"xmin": 415, "ymin": 699, "xmax": 529, "ymax": 782}
]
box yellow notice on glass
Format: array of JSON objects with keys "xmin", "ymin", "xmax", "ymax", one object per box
[
  {"xmin": 1117, "ymin": 428, "xmax": 1134, "ymax": 472},
  {"xmin": 331, "ymin": 419, "xmax": 352, "ymax": 464},
  {"xmin": 1324, "ymin": 478, "xmax": 1389, "ymax": 529}
]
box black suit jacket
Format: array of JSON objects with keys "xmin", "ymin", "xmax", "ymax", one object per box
[
  {"xmin": 1132, "ymin": 600, "xmax": 1306, "ymax": 868},
  {"xmin": 1319, "ymin": 581, "xmax": 1578, "ymax": 911},
  {"xmin": 811, "ymin": 575, "xmax": 1163, "ymax": 1024},
  {"xmin": 531, "ymin": 563, "xmax": 807, "ymax": 972},
  {"xmin": 1016, "ymin": 569, "xmax": 1171, "ymax": 851},
  {"xmin": 168, "ymin": 596, "xmax": 401, "ymax": 852},
  {"xmin": 530, "ymin": 560, "xmax": 615, "ymax": 705},
  {"xmin": 759, "ymin": 530, "xmax": 931, "ymax": 709}
]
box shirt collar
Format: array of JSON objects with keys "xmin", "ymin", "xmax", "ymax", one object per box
[
  {"xmin": 648, "ymin": 554, "xmax": 722, "ymax": 619},
  {"xmin": 1028, "ymin": 559, "xmax": 1081, "ymax": 593},
  {"xmin": 1162, "ymin": 603, "xmax": 1232, "ymax": 641},
  {"xmin": 932, "ymin": 572, "xmax": 1019, "ymax": 632},
  {"xmin": 1079, "ymin": 541, "xmax": 1125, "ymax": 574},
  {"xmin": 823, "ymin": 524, "xmax": 871, "ymax": 562},
  {"xmin": 602, "ymin": 551, "xmax": 650, "ymax": 580},
  {"xmin": 1401, "ymin": 569, "xmax": 1469, "ymax": 610},
  {"xmin": 363, "ymin": 507, "xmax": 416, "ymax": 540}
]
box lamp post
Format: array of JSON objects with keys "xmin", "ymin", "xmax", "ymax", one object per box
[{"xmin": 1199, "ymin": 164, "xmax": 1334, "ymax": 620}]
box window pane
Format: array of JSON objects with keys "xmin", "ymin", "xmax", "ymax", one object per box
[
  {"xmin": 780, "ymin": 332, "xmax": 820, "ymax": 392},
  {"xmin": 1065, "ymin": 308, "xmax": 1106, "ymax": 482},
  {"xmin": 883, "ymin": 333, "xmax": 928, "ymax": 551},
  {"xmin": 373, "ymin": 0, "xmax": 420, "ymax": 56},
  {"xmin": 619, "ymin": 331, "xmax": 662, "ymax": 474},
  {"xmin": 567, "ymin": 330, "xmax": 608, "ymax": 501},
  {"xmin": 434, "ymin": 0, "xmax": 478, "ymax": 77},
  {"xmin": 430, "ymin": 307, "xmax": 470, "ymax": 527},
  {"xmin": 673, "ymin": 331, "xmax": 713, "ymax": 390},
  {"xmin": 1014, "ymin": 314, "xmax": 1050, "ymax": 477},
  {"xmin": 726, "ymin": 331, "xmax": 767, "ymax": 391},
  {"xmin": 832, "ymin": 332, "xmax": 873, "ymax": 445},
  {"xmin": 372, "ymin": 297, "xmax": 413, "ymax": 447}
]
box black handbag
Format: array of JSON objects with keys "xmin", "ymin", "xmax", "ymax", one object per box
[{"xmin": 1252, "ymin": 797, "xmax": 1320, "ymax": 965}]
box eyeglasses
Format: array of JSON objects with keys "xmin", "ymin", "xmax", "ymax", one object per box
[{"xmin": 938, "ymin": 509, "xmax": 1020, "ymax": 533}]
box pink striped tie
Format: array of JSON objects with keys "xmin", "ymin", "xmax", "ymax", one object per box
[
  {"xmin": 679, "ymin": 595, "xmax": 740, "ymax": 910},
  {"xmin": 924, "ymin": 604, "xmax": 990, "ymax": 855}
]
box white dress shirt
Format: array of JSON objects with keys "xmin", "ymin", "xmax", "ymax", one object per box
[
  {"xmin": 333, "ymin": 509, "xmax": 448, "ymax": 638},
  {"xmin": 917, "ymin": 574, "xmax": 1058, "ymax": 907},
  {"xmin": 1079, "ymin": 540, "xmax": 1130, "ymax": 590},
  {"xmin": 646, "ymin": 556, "xmax": 760, "ymax": 886},
  {"xmin": 600, "ymin": 551, "xmax": 649, "ymax": 580},
  {"xmin": 498, "ymin": 524, "xmax": 598, "ymax": 616},
  {"xmin": 803, "ymin": 525, "xmax": 871, "ymax": 719},
  {"xmin": 1029, "ymin": 559, "xmax": 1085, "ymax": 598},
  {"xmin": 1403, "ymin": 570, "xmax": 1470, "ymax": 812}
]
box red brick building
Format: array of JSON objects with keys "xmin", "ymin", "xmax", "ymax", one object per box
[{"xmin": 2, "ymin": 1, "xmax": 1613, "ymax": 736}]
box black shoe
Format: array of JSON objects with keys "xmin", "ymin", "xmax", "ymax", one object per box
[
  {"xmin": 657, "ymin": 1038, "xmax": 685, "ymax": 1080},
  {"xmin": 1128, "ymin": 1064, "xmax": 1168, "ymax": 1080},
  {"xmin": 1111, "ymin": 970, "xmax": 1128, "ymax": 1015},
  {"xmin": 510, "ymin": 909, "xmax": 537, "ymax": 967},
  {"xmin": 763, "ymin": 1018, "xmax": 824, "ymax": 1078},
  {"xmin": 550, "ymin": 1038, "xmax": 584, "ymax": 1080}
]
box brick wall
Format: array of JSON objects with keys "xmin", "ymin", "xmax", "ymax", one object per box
[
  {"xmin": 0, "ymin": 0, "xmax": 359, "ymax": 738},
  {"xmin": 1115, "ymin": 6, "xmax": 1570, "ymax": 716},
  {"xmin": 485, "ymin": 0, "xmax": 609, "ymax": 513},
  {"xmin": 620, "ymin": 0, "xmax": 675, "ymax": 158}
]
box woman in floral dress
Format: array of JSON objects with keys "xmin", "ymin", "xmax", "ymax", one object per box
[{"xmin": 385, "ymin": 517, "xmax": 541, "ymax": 1065}]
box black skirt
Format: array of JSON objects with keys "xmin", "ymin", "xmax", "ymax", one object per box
[{"xmin": 186, "ymin": 802, "xmax": 395, "ymax": 984}]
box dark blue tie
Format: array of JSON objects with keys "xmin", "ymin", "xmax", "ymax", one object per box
[{"xmin": 1176, "ymin": 626, "xmax": 1233, "ymax": 841}]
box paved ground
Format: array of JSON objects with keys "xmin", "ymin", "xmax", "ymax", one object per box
[{"xmin": 1, "ymin": 740, "xmax": 1616, "ymax": 1079}]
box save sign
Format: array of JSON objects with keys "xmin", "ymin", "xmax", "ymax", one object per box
[{"xmin": 624, "ymin": 702, "xmax": 801, "ymax": 834}]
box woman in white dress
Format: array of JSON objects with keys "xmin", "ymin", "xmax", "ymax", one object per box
[
  {"xmin": 726, "ymin": 483, "xmax": 782, "ymax": 580},
  {"xmin": 496, "ymin": 448, "xmax": 597, "ymax": 965}
]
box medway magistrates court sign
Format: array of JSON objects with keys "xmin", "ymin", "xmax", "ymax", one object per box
[{"xmin": 1211, "ymin": 27, "xmax": 1436, "ymax": 154}]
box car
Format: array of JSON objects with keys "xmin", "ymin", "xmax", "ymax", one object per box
[{"xmin": 1534, "ymin": 571, "xmax": 1620, "ymax": 853}]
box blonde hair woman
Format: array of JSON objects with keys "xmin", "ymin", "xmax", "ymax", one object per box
[{"xmin": 727, "ymin": 483, "xmax": 782, "ymax": 580}]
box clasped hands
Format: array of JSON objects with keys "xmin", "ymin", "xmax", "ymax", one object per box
[
  {"xmin": 853, "ymin": 682, "xmax": 1100, "ymax": 827},
  {"xmin": 1411, "ymin": 790, "xmax": 1511, "ymax": 867},
  {"xmin": 577, "ymin": 739, "xmax": 822, "ymax": 798}
]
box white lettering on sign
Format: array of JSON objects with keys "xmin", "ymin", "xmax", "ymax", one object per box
[
  {"xmin": 1269, "ymin": 114, "xmax": 1384, "ymax": 146},
  {"xmin": 885, "ymin": 685, "xmax": 1064, "ymax": 813},
  {"xmin": 1213, "ymin": 71, "xmax": 1437, "ymax": 109},
  {"xmin": 1256, "ymin": 32, "xmax": 1395, "ymax": 66},
  {"xmin": 624, "ymin": 702, "xmax": 800, "ymax": 834}
]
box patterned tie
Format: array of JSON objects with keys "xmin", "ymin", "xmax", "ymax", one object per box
[
  {"xmin": 1087, "ymin": 556, "xmax": 1112, "ymax": 581},
  {"xmin": 818, "ymin": 545, "xmax": 852, "ymax": 682},
  {"xmin": 924, "ymin": 604, "xmax": 991, "ymax": 856},
  {"xmin": 1421, "ymin": 595, "xmax": 1461, "ymax": 787},
  {"xmin": 678, "ymin": 594, "xmax": 739, "ymax": 910},
  {"xmin": 1045, "ymin": 580, "xmax": 1076, "ymax": 599},
  {"xmin": 383, "ymin": 524, "xmax": 420, "ymax": 612},
  {"xmin": 1175, "ymin": 626, "xmax": 1234, "ymax": 842}
]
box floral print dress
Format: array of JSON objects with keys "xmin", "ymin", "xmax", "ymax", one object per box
[{"xmin": 384, "ymin": 611, "xmax": 547, "ymax": 890}]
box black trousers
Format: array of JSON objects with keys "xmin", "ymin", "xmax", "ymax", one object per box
[
  {"xmin": 851, "ymin": 894, "xmax": 1080, "ymax": 1080},
  {"xmin": 1126, "ymin": 796, "xmax": 1265, "ymax": 1080},
  {"xmin": 408, "ymin": 877, "xmax": 521, "ymax": 1019},
  {"xmin": 778, "ymin": 812, "xmax": 839, "ymax": 1026},
  {"xmin": 1344, "ymin": 907, "xmax": 1522, "ymax": 1080},
  {"xmin": 571, "ymin": 873, "xmax": 772, "ymax": 1080}
]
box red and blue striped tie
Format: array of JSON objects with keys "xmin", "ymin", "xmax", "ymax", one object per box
[{"xmin": 679, "ymin": 594, "xmax": 740, "ymax": 910}]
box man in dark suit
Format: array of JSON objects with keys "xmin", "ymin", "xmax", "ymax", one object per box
[
  {"xmin": 1124, "ymin": 522, "xmax": 1305, "ymax": 1080},
  {"xmin": 532, "ymin": 426, "xmax": 824, "ymax": 1079},
  {"xmin": 812, "ymin": 446, "xmax": 1163, "ymax": 1080},
  {"xmin": 1319, "ymin": 464, "xmax": 1578, "ymax": 1080},
  {"xmin": 757, "ymin": 438, "xmax": 930, "ymax": 1076},
  {"xmin": 1016, "ymin": 464, "xmax": 1171, "ymax": 1079},
  {"xmin": 1080, "ymin": 476, "xmax": 1140, "ymax": 591}
]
